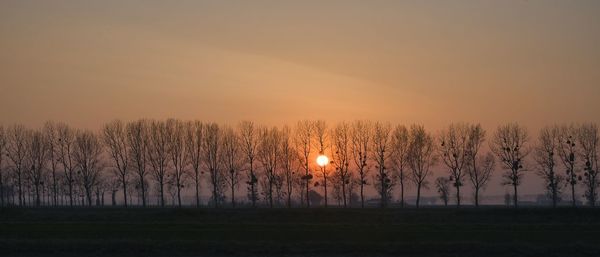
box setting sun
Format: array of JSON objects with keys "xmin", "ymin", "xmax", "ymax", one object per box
[{"xmin": 316, "ymin": 155, "xmax": 329, "ymax": 167}]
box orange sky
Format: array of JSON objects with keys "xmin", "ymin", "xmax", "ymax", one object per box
[{"xmin": 1, "ymin": 1, "xmax": 599, "ymax": 197}]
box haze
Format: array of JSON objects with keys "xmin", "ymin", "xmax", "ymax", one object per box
[{"xmin": 1, "ymin": 1, "xmax": 599, "ymax": 197}]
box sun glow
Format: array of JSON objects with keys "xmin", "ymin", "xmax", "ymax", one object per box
[{"xmin": 316, "ymin": 155, "xmax": 329, "ymax": 167}]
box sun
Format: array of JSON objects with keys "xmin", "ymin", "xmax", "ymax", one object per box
[{"xmin": 316, "ymin": 155, "xmax": 329, "ymax": 167}]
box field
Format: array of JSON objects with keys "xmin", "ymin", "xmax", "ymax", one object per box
[{"xmin": 1, "ymin": 207, "xmax": 600, "ymax": 257}]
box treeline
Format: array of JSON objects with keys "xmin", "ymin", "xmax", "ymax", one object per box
[{"xmin": 0, "ymin": 120, "xmax": 597, "ymax": 208}]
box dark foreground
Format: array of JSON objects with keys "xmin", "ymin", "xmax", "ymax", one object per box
[{"xmin": 1, "ymin": 207, "xmax": 600, "ymax": 257}]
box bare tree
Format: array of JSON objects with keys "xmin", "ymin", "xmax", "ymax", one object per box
[
  {"xmin": 186, "ymin": 121, "xmax": 204, "ymax": 207},
  {"xmin": 239, "ymin": 121, "xmax": 259, "ymax": 207},
  {"xmin": 57, "ymin": 123, "xmax": 77, "ymax": 206},
  {"xmin": 438, "ymin": 123, "xmax": 469, "ymax": 207},
  {"xmin": 391, "ymin": 125, "xmax": 410, "ymax": 208},
  {"xmin": 331, "ymin": 122, "xmax": 351, "ymax": 207},
  {"xmin": 258, "ymin": 126, "xmax": 281, "ymax": 208},
  {"xmin": 26, "ymin": 130, "xmax": 47, "ymax": 207},
  {"xmin": 350, "ymin": 120, "xmax": 371, "ymax": 208},
  {"xmin": 204, "ymin": 123, "xmax": 224, "ymax": 207},
  {"xmin": 222, "ymin": 126, "xmax": 242, "ymax": 207},
  {"xmin": 470, "ymin": 153, "xmax": 495, "ymax": 206},
  {"xmin": 147, "ymin": 121, "xmax": 172, "ymax": 207},
  {"xmin": 490, "ymin": 123, "xmax": 529, "ymax": 208},
  {"xmin": 534, "ymin": 126, "xmax": 563, "ymax": 207},
  {"xmin": 127, "ymin": 120, "xmax": 149, "ymax": 207},
  {"xmin": 295, "ymin": 120, "xmax": 313, "ymax": 207},
  {"xmin": 556, "ymin": 124, "xmax": 579, "ymax": 207},
  {"xmin": 167, "ymin": 119, "xmax": 188, "ymax": 207},
  {"xmin": 102, "ymin": 120, "xmax": 130, "ymax": 207},
  {"xmin": 0, "ymin": 126, "xmax": 6, "ymax": 207},
  {"xmin": 73, "ymin": 130, "xmax": 104, "ymax": 206},
  {"xmin": 578, "ymin": 123, "xmax": 599, "ymax": 206},
  {"xmin": 371, "ymin": 122, "xmax": 393, "ymax": 208},
  {"xmin": 280, "ymin": 125, "xmax": 298, "ymax": 208},
  {"xmin": 465, "ymin": 124, "xmax": 489, "ymax": 207},
  {"xmin": 435, "ymin": 177, "xmax": 451, "ymax": 206},
  {"xmin": 6, "ymin": 125, "xmax": 29, "ymax": 206},
  {"xmin": 43, "ymin": 122, "xmax": 60, "ymax": 206},
  {"xmin": 408, "ymin": 125, "xmax": 437, "ymax": 208},
  {"xmin": 314, "ymin": 120, "xmax": 330, "ymax": 207}
]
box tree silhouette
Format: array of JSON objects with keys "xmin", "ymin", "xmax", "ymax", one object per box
[
  {"xmin": 372, "ymin": 122, "xmax": 393, "ymax": 208},
  {"xmin": 491, "ymin": 123, "xmax": 529, "ymax": 208},
  {"xmin": 280, "ymin": 125, "xmax": 299, "ymax": 208},
  {"xmin": 438, "ymin": 123, "xmax": 469, "ymax": 207},
  {"xmin": 203, "ymin": 123, "xmax": 224, "ymax": 207},
  {"xmin": 239, "ymin": 121, "xmax": 259, "ymax": 207},
  {"xmin": 185, "ymin": 120, "xmax": 204, "ymax": 207},
  {"xmin": 465, "ymin": 124, "xmax": 490, "ymax": 207},
  {"xmin": 126, "ymin": 120, "xmax": 149, "ymax": 207},
  {"xmin": 258, "ymin": 126, "xmax": 282, "ymax": 208},
  {"xmin": 57, "ymin": 123, "xmax": 77, "ymax": 207},
  {"xmin": 7, "ymin": 125, "xmax": 28, "ymax": 206},
  {"xmin": 331, "ymin": 122, "xmax": 351, "ymax": 207},
  {"xmin": 168, "ymin": 119, "xmax": 189, "ymax": 207},
  {"xmin": 556, "ymin": 124, "xmax": 579, "ymax": 207},
  {"xmin": 222, "ymin": 126, "xmax": 242, "ymax": 207},
  {"xmin": 102, "ymin": 120, "xmax": 131, "ymax": 207},
  {"xmin": 314, "ymin": 120, "xmax": 330, "ymax": 207},
  {"xmin": 73, "ymin": 130, "xmax": 103, "ymax": 206},
  {"xmin": 350, "ymin": 120, "xmax": 371, "ymax": 208},
  {"xmin": 408, "ymin": 125, "xmax": 437, "ymax": 208},
  {"xmin": 534, "ymin": 126, "xmax": 563, "ymax": 207},
  {"xmin": 435, "ymin": 176, "xmax": 451, "ymax": 206},
  {"xmin": 391, "ymin": 125, "xmax": 410, "ymax": 208},
  {"xmin": 0, "ymin": 126, "xmax": 6, "ymax": 207},
  {"xmin": 26, "ymin": 130, "xmax": 47, "ymax": 207},
  {"xmin": 146, "ymin": 120, "xmax": 170, "ymax": 207},
  {"xmin": 43, "ymin": 122, "xmax": 60, "ymax": 206},
  {"xmin": 295, "ymin": 120, "xmax": 313, "ymax": 207},
  {"xmin": 578, "ymin": 123, "xmax": 599, "ymax": 206}
]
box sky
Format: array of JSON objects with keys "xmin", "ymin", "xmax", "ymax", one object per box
[{"xmin": 1, "ymin": 1, "xmax": 599, "ymax": 199}]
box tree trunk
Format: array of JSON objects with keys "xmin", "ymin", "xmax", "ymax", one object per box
[
  {"xmin": 68, "ymin": 182, "xmax": 73, "ymax": 207},
  {"xmin": 323, "ymin": 168, "xmax": 328, "ymax": 208},
  {"xmin": 513, "ymin": 183, "xmax": 518, "ymax": 208},
  {"xmin": 140, "ymin": 175, "xmax": 146, "ymax": 207},
  {"xmin": 456, "ymin": 184, "xmax": 461, "ymax": 207},
  {"xmin": 122, "ymin": 174, "xmax": 128, "ymax": 207},
  {"xmin": 400, "ymin": 175, "xmax": 404, "ymax": 208},
  {"xmin": 0, "ymin": 172, "xmax": 4, "ymax": 207},
  {"xmin": 571, "ymin": 180, "xmax": 576, "ymax": 207},
  {"xmin": 416, "ymin": 183, "xmax": 422, "ymax": 208},
  {"xmin": 250, "ymin": 162, "xmax": 257, "ymax": 208},
  {"xmin": 269, "ymin": 177, "xmax": 274, "ymax": 208},
  {"xmin": 195, "ymin": 172, "xmax": 200, "ymax": 207},
  {"xmin": 305, "ymin": 163, "xmax": 310, "ymax": 208},
  {"xmin": 52, "ymin": 170, "xmax": 57, "ymax": 206},
  {"xmin": 159, "ymin": 180, "xmax": 165, "ymax": 207},
  {"xmin": 360, "ymin": 180, "xmax": 364, "ymax": 208},
  {"xmin": 177, "ymin": 183, "xmax": 182, "ymax": 208},
  {"xmin": 35, "ymin": 183, "xmax": 41, "ymax": 207},
  {"xmin": 552, "ymin": 186, "xmax": 557, "ymax": 208},
  {"xmin": 342, "ymin": 176, "xmax": 347, "ymax": 208},
  {"xmin": 17, "ymin": 172, "xmax": 23, "ymax": 206},
  {"xmin": 474, "ymin": 187, "xmax": 480, "ymax": 207},
  {"xmin": 380, "ymin": 173, "xmax": 385, "ymax": 208},
  {"xmin": 231, "ymin": 181, "xmax": 235, "ymax": 208},
  {"xmin": 86, "ymin": 187, "xmax": 93, "ymax": 206}
]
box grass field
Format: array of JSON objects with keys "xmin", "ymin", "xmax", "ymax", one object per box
[{"xmin": 1, "ymin": 207, "xmax": 600, "ymax": 256}]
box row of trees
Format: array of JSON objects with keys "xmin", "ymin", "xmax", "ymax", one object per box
[{"xmin": 0, "ymin": 120, "xmax": 597, "ymax": 208}]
